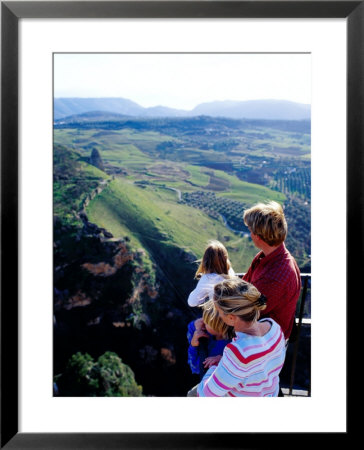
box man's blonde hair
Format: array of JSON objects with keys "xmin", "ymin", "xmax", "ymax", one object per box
[{"xmin": 243, "ymin": 201, "xmax": 287, "ymax": 246}]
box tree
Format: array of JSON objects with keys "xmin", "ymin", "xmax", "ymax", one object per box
[{"xmin": 56, "ymin": 351, "xmax": 143, "ymax": 397}]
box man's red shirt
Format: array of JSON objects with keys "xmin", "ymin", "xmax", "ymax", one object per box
[{"xmin": 243, "ymin": 243, "xmax": 301, "ymax": 339}]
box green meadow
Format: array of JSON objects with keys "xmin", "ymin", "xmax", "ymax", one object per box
[
  {"xmin": 86, "ymin": 177, "xmax": 258, "ymax": 272},
  {"xmin": 53, "ymin": 114, "xmax": 311, "ymax": 397},
  {"xmin": 54, "ymin": 116, "xmax": 309, "ymax": 271}
]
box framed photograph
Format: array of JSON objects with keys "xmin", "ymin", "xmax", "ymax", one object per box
[{"xmin": 2, "ymin": 1, "xmax": 357, "ymax": 448}]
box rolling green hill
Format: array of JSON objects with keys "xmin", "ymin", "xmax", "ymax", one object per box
[
  {"xmin": 86, "ymin": 177, "xmax": 258, "ymax": 273},
  {"xmin": 53, "ymin": 114, "xmax": 311, "ymax": 397},
  {"xmin": 54, "ymin": 116, "xmax": 309, "ymax": 270}
]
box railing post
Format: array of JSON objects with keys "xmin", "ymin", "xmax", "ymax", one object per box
[{"xmin": 289, "ymin": 275, "xmax": 310, "ymax": 395}]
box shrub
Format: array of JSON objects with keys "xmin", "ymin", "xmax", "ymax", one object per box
[{"xmin": 56, "ymin": 351, "xmax": 143, "ymax": 397}]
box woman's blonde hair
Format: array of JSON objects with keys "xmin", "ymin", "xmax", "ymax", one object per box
[
  {"xmin": 213, "ymin": 277, "xmax": 267, "ymax": 324},
  {"xmin": 243, "ymin": 201, "xmax": 287, "ymax": 246},
  {"xmin": 195, "ymin": 240, "xmax": 231, "ymax": 279},
  {"xmin": 201, "ymin": 300, "xmax": 235, "ymax": 340}
]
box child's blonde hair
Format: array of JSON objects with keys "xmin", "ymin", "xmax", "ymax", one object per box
[
  {"xmin": 195, "ymin": 240, "xmax": 231, "ymax": 279},
  {"xmin": 202, "ymin": 300, "xmax": 235, "ymax": 340},
  {"xmin": 213, "ymin": 277, "xmax": 267, "ymax": 324}
]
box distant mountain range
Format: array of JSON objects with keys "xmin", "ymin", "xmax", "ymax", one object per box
[{"xmin": 54, "ymin": 97, "xmax": 311, "ymax": 121}]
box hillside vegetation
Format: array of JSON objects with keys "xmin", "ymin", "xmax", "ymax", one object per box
[
  {"xmin": 54, "ymin": 113, "xmax": 311, "ymax": 396},
  {"xmin": 54, "ymin": 115, "xmax": 310, "ymax": 270},
  {"xmin": 87, "ymin": 177, "xmax": 258, "ymax": 272}
]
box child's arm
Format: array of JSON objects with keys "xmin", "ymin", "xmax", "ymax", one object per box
[
  {"xmin": 187, "ymin": 320, "xmax": 208, "ymax": 374},
  {"xmin": 187, "ymin": 275, "xmax": 216, "ymax": 306}
]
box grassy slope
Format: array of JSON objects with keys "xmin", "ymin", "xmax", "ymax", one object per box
[
  {"xmin": 56, "ymin": 126, "xmax": 297, "ymax": 271},
  {"xmin": 86, "ymin": 177, "xmax": 258, "ymax": 272},
  {"xmin": 212, "ymin": 169, "xmax": 286, "ymax": 203},
  {"xmin": 185, "ymin": 165, "xmax": 210, "ymax": 186}
]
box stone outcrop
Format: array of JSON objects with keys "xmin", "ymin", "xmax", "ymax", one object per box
[
  {"xmin": 89, "ymin": 148, "xmax": 104, "ymax": 171},
  {"xmin": 82, "ymin": 241, "xmax": 133, "ymax": 277}
]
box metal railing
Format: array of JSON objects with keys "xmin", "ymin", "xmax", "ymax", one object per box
[
  {"xmin": 236, "ymin": 272, "xmax": 311, "ymax": 397},
  {"xmin": 289, "ymin": 273, "xmax": 311, "ymax": 396}
]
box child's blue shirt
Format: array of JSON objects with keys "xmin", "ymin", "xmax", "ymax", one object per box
[{"xmin": 187, "ymin": 320, "xmax": 231, "ymax": 374}]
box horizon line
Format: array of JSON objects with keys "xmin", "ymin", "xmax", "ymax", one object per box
[{"xmin": 54, "ymin": 97, "xmax": 311, "ymax": 111}]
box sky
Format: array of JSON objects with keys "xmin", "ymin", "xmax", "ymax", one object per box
[{"xmin": 54, "ymin": 53, "xmax": 311, "ymax": 110}]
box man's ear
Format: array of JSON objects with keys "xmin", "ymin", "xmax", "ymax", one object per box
[{"xmin": 254, "ymin": 233, "xmax": 264, "ymax": 245}]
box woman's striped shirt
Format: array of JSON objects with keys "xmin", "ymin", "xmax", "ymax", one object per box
[{"xmin": 197, "ymin": 318, "xmax": 286, "ymax": 397}]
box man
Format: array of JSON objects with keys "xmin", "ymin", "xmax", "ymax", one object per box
[{"xmin": 242, "ymin": 201, "xmax": 301, "ymax": 340}]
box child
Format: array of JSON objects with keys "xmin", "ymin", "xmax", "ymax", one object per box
[
  {"xmin": 187, "ymin": 302, "xmax": 234, "ymax": 379},
  {"xmin": 187, "ymin": 240, "xmax": 235, "ymax": 307}
]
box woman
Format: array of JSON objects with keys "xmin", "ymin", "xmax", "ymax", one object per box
[{"xmin": 196, "ymin": 277, "xmax": 286, "ymax": 397}]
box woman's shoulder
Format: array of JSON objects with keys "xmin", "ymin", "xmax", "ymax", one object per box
[
  {"xmin": 258, "ymin": 318, "xmax": 284, "ymax": 339},
  {"xmin": 259, "ymin": 317, "xmax": 279, "ymax": 328}
]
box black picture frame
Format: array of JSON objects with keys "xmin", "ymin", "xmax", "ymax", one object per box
[{"xmin": 1, "ymin": 1, "xmax": 357, "ymax": 448}]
